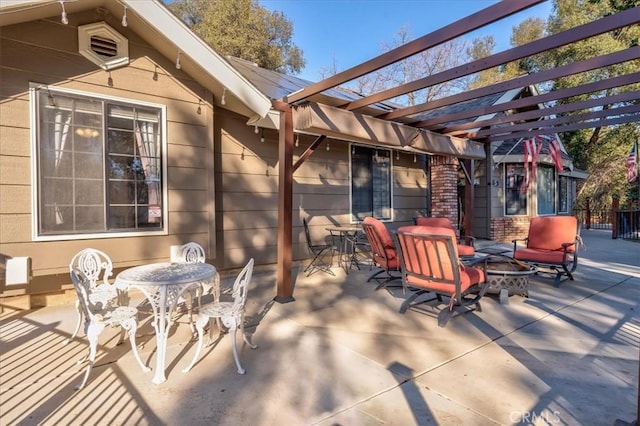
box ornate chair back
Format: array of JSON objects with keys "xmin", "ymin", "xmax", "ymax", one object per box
[
  {"xmin": 173, "ymin": 242, "xmax": 206, "ymax": 264},
  {"xmin": 66, "ymin": 249, "xmax": 117, "ymax": 344},
  {"xmin": 69, "ymin": 248, "xmax": 114, "ymax": 290}
]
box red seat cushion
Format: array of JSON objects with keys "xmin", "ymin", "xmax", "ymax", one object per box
[
  {"xmin": 525, "ymin": 216, "xmax": 578, "ymax": 253},
  {"xmin": 457, "ymin": 244, "xmax": 475, "ymax": 257},
  {"xmin": 396, "ymin": 225, "xmax": 484, "ymax": 295}
]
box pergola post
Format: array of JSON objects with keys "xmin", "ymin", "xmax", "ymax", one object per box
[{"xmin": 273, "ymin": 101, "xmax": 295, "ymax": 303}]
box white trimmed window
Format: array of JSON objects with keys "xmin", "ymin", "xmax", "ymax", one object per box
[
  {"xmin": 536, "ymin": 165, "xmax": 556, "ymax": 215},
  {"xmin": 350, "ymin": 145, "xmax": 392, "ymax": 221},
  {"xmin": 32, "ymin": 86, "xmax": 166, "ymax": 240},
  {"xmin": 504, "ymin": 163, "xmax": 527, "ymax": 215}
]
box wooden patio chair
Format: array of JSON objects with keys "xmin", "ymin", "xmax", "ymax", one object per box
[
  {"xmin": 362, "ymin": 216, "xmax": 401, "ymax": 289},
  {"xmin": 414, "ymin": 216, "xmax": 476, "ymax": 259},
  {"xmin": 394, "ymin": 225, "xmax": 488, "ymax": 327},
  {"xmin": 512, "ymin": 216, "xmax": 581, "ymax": 287}
]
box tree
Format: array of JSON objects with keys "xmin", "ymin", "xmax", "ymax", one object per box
[
  {"xmin": 344, "ymin": 27, "xmax": 482, "ymax": 106},
  {"xmin": 539, "ymin": 0, "xmax": 640, "ymax": 206},
  {"xmin": 166, "ymin": 0, "xmax": 305, "ymax": 74},
  {"xmin": 477, "ymin": 0, "xmax": 639, "ymax": 206}
]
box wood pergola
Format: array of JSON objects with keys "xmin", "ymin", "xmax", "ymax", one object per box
[{"xmin": 272, "ymin": 0, "xmax": 640, "ymax": 302}]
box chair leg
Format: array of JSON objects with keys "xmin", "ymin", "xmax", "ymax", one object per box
[
  {"xmin": 122, "ymin": 319, "xmax": 150, "ymax": 373},
  {"xmin": 65, "ymin": 300, "xmax": 83, "ymax": 345},
  {"xmin": 304, "ymin": 248, "xmax": 335, "ymax": 276},
  {"xmin": 182, "ymin": 315, "xmax": 208, "ymax": 373},
  {"xmin": 228, "ymin": 323, "xmax": 245, "ymax": 375},
  {"xmin": 240, "ymin": 314, "xmax": 258, "ymax": 350},
  {"xmin": 76, "ymin": 323, "xmax": 103, "ymax": 390}
]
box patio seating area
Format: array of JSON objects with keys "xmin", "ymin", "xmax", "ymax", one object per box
[{"xmin": 1, "ymin": 229, "xmax": 638, "ymax": 425}]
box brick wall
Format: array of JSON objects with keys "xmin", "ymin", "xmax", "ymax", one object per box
[
  {"xmin": 429, "ymin": 156, "xmax": 458, "ymax": 226},
  {"xmin": 490, "ymin": 217, "xmax": 530, "ymax": 243}
]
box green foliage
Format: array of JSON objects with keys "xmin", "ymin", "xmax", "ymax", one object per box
[{"xmin": 166, "ymin": 0, "xmax": 305, "ymax": 74}]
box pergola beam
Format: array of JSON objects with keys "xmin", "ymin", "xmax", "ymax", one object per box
[
  {"xmin": 348, "ymin": 6, "xmax": 640, "ymax": 113},
  {"xmin": 440, "ymin": 78, "xmax": 640, "ymax": 135},
  {"xmin": 410, "ymin": 46, "xmax": 640, "ymax": 129},
  {"xmin": 284, "ymin": 0, "xmax": 545, "ymax": 104},
  {"xmin": 473, "ymin": 103, "xmax": 640, "ymax": 138},
  {"xmin": 486, "ymin": 113, "xmax": 640, "ymax": 142}
]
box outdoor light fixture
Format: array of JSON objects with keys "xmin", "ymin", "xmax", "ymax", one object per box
[
  {"xmin": 197, "ymin": 99, "xmax": 202, "ymax": 115},
  {"xmin": 176, "ymin": 51, "xmax": 182, "ymax": 69},
  {"xmin": 260, "ymin": 129, "xmax": 265, "ymax": 143},
  {"xmin": 396, "ymin": 150, "xmax": 399, "ymax": 160},
  {"xmin": 295, "ymin": 134, "xmax": 299, "ymax": 147},
  {"xmin": 121, "ymin": 6, "xmax": 128, "ymax": 27},
  {"xmin": 221, "ymin": 88, "xmax": 226, "ymax": 105},
  {"xmin": 326, "ymin": 141, "xmax": 330, "ymax": 151},
  {"xmin": 254, "ymin": 125, "xmax": 259, "ymax": 134},
  {"xmin": 59, "ymin": 1, "xmax": 68, "ymax": 24},
  {"xmin": 414, "ymin": 154, "xmax": 417, "ymax": 163}
]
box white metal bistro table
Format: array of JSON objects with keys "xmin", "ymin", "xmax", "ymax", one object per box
[{"xmin": 115, "ymin": 262, "xmax": 217, "ymax": 384}]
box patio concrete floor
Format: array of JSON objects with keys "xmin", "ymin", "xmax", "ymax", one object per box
[{"xmin": 1, "ymin": 229, "xmax": 638, "ymax": 425}]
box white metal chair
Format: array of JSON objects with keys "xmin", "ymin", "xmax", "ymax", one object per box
[
  {"xmin": 172, "ymin": 242, "xmax": 215, "ymax": 324},
  {"xmin": 183, "ymin": 258, "xmax": 258, "ymax": 374},
  {"xmin": 70, "ymin": 269, "xmax": 149, "ymax": 390},
  {"xmin": 66, "ymin": 248, "xmax": 119, "ymax": 344},
  {"xmin": 172, "ymin": 242, "xmax": 206, "ymax": 264}
]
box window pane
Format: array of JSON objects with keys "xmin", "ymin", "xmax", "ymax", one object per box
[
  {"xmin": 351, "ymin": 145, "xmax": 391, "ymax": 221},
  {"xmin": 505, "ymin": 164, "xmax": 527, "ymax": 215},
  {"xmin": 75, "ymin": 206, "xmax": 106, "ymax": 231},
  {"xmin": 76, "ymin": 179, "xmax": 104, "ymax": 204},
  {"xmin": 109, "ymin": 206, "xmax": 136, "ymax": 229},
  {"xmin": 537, "ymin": 166, "xmax": 555, "ymax": 215},
  {"xmin": 372, "ymin": 150, "xmax": 391, "ymax": 219},
  {"xmin": 107, "ymin": 105, "xmax": 162, "ymax": 229},
  {"xmin": 558, "ymin": 176, "xmax": 569, "ymax": 213}
]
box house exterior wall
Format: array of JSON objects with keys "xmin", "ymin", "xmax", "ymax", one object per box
[
  {"xmin": 0, "ymin": 13, "xmax": 215, "ymax": 300},
  {"xmin": 487, "ymin": 164, "xmax": 582, "ymax": 243},
  {"xmin": 213, "ymin": 109, "xmax": 429, "ymax": 269}
]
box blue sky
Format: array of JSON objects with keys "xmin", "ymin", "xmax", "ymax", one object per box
[{"xmin": 259, "ymin": 0, "xmax": 554, "ymax": 82}]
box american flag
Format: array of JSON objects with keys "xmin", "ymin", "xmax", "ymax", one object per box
[
  {"xmin": 520, "ymin": 137, "xmax": 543, "ymax": 193},
  {"xmin": 549, "ymin": 136, "xmax": 564, "ymax": 172},
  {"xmin": 628, "ymin": 140, "xmax": 638, "ymax": 183}
]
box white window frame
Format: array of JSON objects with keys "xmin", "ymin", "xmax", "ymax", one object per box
[{"xmin": 30, "ymin": 84, "xmax": 168, "ymax": 241}]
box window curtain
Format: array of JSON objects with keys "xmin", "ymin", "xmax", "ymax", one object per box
[
  {"xmin": 53, "ymin": 109, "xmax": 72, "ymax": 225},
  {"xmin": 134, "ymin": 120, "xmax": 161, "ymax": 223}
]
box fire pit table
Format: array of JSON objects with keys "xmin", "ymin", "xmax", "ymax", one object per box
[{"xmin": 470, "ymin": 255, "xmax": 537, "ymax": 304}]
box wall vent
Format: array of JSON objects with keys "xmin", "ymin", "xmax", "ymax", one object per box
[{"xmin": 78, "ymin": 22, "xmax": 129, "ymax": 70}]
